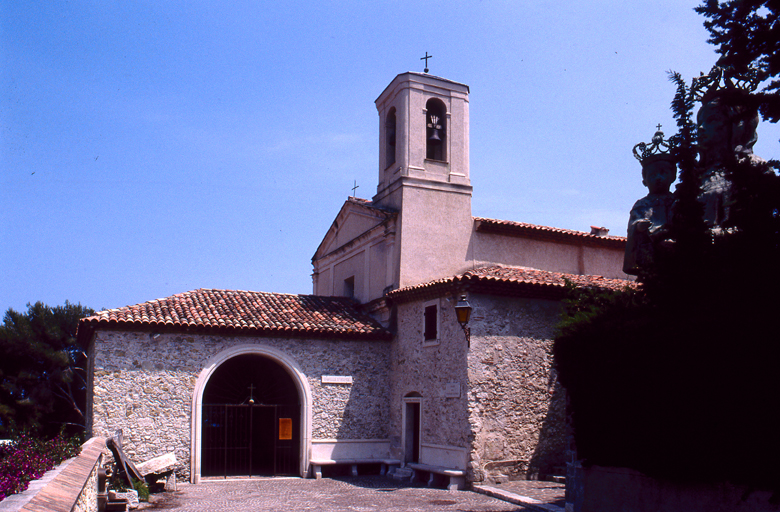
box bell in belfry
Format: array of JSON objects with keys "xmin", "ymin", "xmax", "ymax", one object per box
[{"xmin": 427, "ymin": 114, "xmax": 443, "ymax": 145}]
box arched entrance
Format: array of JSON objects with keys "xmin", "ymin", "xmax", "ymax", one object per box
[
  {"xmin": 191, "ymin": 345, "xmax": 312, "ymax": 482},
  {"xmin": 201, "ymin": 354, "xmax": 299, "ymax": 477}
]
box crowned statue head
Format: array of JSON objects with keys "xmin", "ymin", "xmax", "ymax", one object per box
[
  {"xmin": 632, "ymin": 127, "xmax": 677, "ymax": 195},
  {"xmin": 692, "ymin": 66, "xmax": 761, "ymax": 166}
]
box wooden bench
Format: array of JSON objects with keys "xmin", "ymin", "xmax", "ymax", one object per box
[
  {"xmin": 309, "ymin": 458, "xmax": 401, "ymax": 479},
  {"xmin": 407, "ymin": 462, "xmax": 467, "ymax": 490}
]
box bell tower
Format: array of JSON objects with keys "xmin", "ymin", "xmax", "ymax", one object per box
[
  {"xmin": 373, "ymin": 72, "xmax": 473, "ymax": 289},
  {"xmin": 374, "ymin": 72, "xmax": 471, "ymax": 207}
]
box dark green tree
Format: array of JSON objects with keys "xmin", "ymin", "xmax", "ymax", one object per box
[
  {"xmin": 554, "ymin": 0, "xmax": 780, "ymax": 494},
  {"xmin": 696, "ymin": 0, "xmax": 780, "ymax": 122},
  {"xmin": 0, "ymin": 301, "xmax": 95, "ymax": 438}
]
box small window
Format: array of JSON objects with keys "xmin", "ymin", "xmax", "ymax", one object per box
[
  {"xmin": 385, "ymin": 108, "xmax": 396, "ymax": 168},
  {"xmin": 424, "ymin": 303, "xmax": 438, "ymax": 341},
  {"xmin": 344, "ymin": 276, "xmax": 355, "ymax": 299}
]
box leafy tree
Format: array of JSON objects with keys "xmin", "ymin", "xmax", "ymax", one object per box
[{"xmin": 0, "ymin": 302, "xmax": 95, "ymax": 438}]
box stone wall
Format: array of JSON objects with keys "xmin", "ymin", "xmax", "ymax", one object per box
[
  {"xmin": 389, "ymin": 293, "xmax": 567, "ymax": 483},
  {"xmin": 466, "ymin": 295, "xmax": 567, "ymax": 483},
  {"xmin": 72, "ymin": 453, "xmax": 100, "ymax": 512},
  {"xmin": 90, "ymin": 330, "xmax": 390, "ymax": 479},
  {"xmin": 390, "ymin": 296, "xmax": 472, "ymax": 463}
]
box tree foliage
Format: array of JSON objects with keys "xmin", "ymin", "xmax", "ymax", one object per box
[
  {"xmin": 696, "ymin": 0, "xmax": 780, "ymax": 122},
  {"xmin": 554, "ymin": 0, "xmax": 780, "ymax": 494},
  {"xmin": 0, "ymin": 302, "xmax": 95, "ymax": 438}
]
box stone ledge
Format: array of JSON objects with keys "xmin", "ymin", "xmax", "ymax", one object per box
[
  {"xmin": 0, "ymin": 459, "xmax": 76, "ymax": 512},
  {"xmin": 473, "ymin": 484, "xmax": 564, "ymax": 512},
  {"xmin": 18, "ymin": 437, "xmax": 106, "ymax": 512}
]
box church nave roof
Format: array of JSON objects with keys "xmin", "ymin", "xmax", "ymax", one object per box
[{"xmin": 79, "ymin": 288, "xmax": 390, "ymax": 340}]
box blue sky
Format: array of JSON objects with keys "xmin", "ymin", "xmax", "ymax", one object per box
[{"xmin": 2, "ymin": 1, "xmax": 778, "ymax": 314}]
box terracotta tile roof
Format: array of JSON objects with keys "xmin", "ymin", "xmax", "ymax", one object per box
[
  {"xmin": 474, "ymin": 217, "xmax": 626, "ymax": 248},
  {"xmin": 387, "ymin": 265, "xmax": 635, "ymax": 302},
  {"xmin": 79, "ymin": 289, "xmax": 390, "ymax": 340},
  {"xmin": 462, "ymin": 265, "xmax": 633, "ymax": 289}
]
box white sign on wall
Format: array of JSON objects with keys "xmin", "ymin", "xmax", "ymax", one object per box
[
  {"xmin": 444, "ymin": 382, "xmax": 461, "ymax": 398},
  {"xmin": 322, "ymin": 375, "xmax": 353, "ymax": 385}
]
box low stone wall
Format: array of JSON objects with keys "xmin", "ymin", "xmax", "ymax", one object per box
[
  {"xmin": 568, "ymin": 464, "xmax": 779, "ymax": 512},
  {"xmin": 1, "ymin": 437, "xmax": 105, "ymax": 512}
]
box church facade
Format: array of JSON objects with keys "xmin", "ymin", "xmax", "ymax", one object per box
[{"xmin": 81, "ymin": 72, "xmax": 630, "ymax": 486}]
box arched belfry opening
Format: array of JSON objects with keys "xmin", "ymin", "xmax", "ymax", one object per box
[
  {"xmin": 200, "ymin": 354, "xmax": 301, "ymax": 478},
  {"xmin": 385, "ymin": 108, "xmax": 396, "ymax": 168},
  {"xmin": 425, "ymin": 98, "xmax": 446, "ymax": 161}
]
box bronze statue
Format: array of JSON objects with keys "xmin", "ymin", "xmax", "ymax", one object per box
[
  {"xmin": 624, "ymin": 129, "xmax": 677, "ymax": 275},
  {"xmin": 624, "ymin": 66, "xmax": 767, "ymax": 275},
  {"xmin": 692, "ymin": 66, "xmax": 763, "ymax": 235}
]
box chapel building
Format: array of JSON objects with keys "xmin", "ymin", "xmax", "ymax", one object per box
[{"xmin": 81, "ymin": 72, "xmax": 630, "ymax": 488}]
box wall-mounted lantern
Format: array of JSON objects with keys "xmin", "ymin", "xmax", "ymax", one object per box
[{"xmin": 454, "ymin": 294, "xmax": 472, "ymax": 347}]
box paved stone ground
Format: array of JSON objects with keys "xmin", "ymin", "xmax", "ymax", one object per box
[{"xmin": 141, "ymin": 476, "xmax": 529, "ymax": 511}]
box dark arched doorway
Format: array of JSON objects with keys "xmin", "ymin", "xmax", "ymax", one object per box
[{"xmin": 201, "ymin": 354, "xmax": 300, "ymax": 477}]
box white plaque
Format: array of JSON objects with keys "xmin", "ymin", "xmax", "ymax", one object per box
[
  {"xmin": 322, "ymin": 375, "xmax": 353, "ymax": 385},
  {"xmin": 444, "ymin": 382, "xmax": 461, "ymax": 398}
]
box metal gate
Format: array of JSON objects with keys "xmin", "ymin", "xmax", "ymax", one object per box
[{"xmin": 202, "ymin": 403, "xmax": 299, "ymax": 477}]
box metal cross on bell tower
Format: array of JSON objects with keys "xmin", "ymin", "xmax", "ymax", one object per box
[{"xmin": 420, "ymin": 52, "xmax": 433, "ymax": 73}]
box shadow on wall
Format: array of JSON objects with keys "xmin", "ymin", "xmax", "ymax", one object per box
[{"xmin": 527, "ymin": 370, "xmax": 569, "ymax": 479}]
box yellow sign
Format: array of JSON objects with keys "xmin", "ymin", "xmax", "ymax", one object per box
[{"xmin": 279, "ymin": 418, "xmax": 292, "ymax": 440}]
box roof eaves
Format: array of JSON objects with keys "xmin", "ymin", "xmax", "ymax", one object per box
[
  {"xmin": 474, "ymin": 217, "xmax": 626, "ymax": 249},
  {"xmin": 386, "ymin": 266, "xmax": 635, "ymax": 304},
  {"xmin": 79, "ymin": 316, "xmax": 391, "ymax": 341}
]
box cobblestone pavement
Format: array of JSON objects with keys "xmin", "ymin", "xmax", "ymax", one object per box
[{"xmin": 143, "ymin": 476, "xmax": 527, "ymax": 511}]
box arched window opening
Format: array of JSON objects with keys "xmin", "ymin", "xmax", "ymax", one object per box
[
  {"xmin": 385, "ymin": 108, "xmax": 396, "ymax": 168},
  {"xmin": 426, "ymin": 99, "xmax": 446, "ymax": 161}
]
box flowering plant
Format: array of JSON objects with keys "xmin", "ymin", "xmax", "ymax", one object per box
[{"xmin": 0, "ymin": 433, "xmax": 80, "ymax": 501}]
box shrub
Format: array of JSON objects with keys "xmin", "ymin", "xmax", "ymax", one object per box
[
  {"xmin": 0, "ymin": 433, "xmax": 80, "ymax": 501},
  {"xmin": 133, "ymin": 478, "xmax": 150, "ymax": 502}
]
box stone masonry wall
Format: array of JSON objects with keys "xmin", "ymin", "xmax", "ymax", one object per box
[
  {"xmin": 389, "ymin": 293, "xmax": 567, "ymax": 483},
  {"xmin": 467, "ymin": 295, "xmax": 567, "ymax": 483},
  {"xmin": 73, "ymin": 452, "xmax": 100, "ymax": 512},
  {"xmin": 390, "ymin": 297, "xmax": 472, "ymax": 461},
  {"xmin": 90, "ymin": 330, "xmax": 390, "ymax": 479}
]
